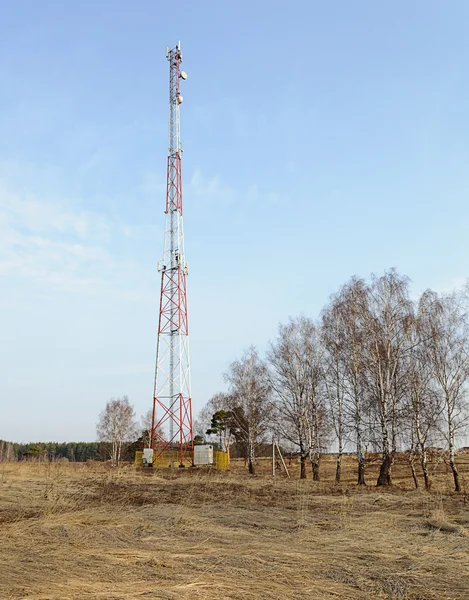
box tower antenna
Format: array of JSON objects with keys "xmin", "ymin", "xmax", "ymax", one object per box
[{"xmin": 149, "ymin": 41, "xmax": 192, "ymax": 467}]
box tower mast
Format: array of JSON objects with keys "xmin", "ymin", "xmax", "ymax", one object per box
[{"xmin": 150, "ymin": 41, "xmax": 192, "ymax": 467}]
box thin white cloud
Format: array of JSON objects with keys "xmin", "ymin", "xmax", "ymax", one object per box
[
  {"xmin": 0, "ymin": 180, "xmax": 137, "ymax": 294},
  {"xmin": 0, "ymin": 182, "xmax": 111, "ymax": 241}
]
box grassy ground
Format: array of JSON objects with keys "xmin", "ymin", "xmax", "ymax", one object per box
[{"xmin": 0, "ymin": 455, "xmax": 468, "ymax": 600}]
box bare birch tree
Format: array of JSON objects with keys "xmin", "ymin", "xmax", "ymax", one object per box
[
  {"xmin": 97, "ymin": 396, "xmax": 137, "ymax": 466},
  {"xmin": 321, "ymin": 308, "xmax": 346, "ymax": 482},
  {"xmin": 268, "ymin": 316, "xmax": 326, "ymax": 480},
  {"xmin": 420, "ymin": 288, "xmax": 469, "ymax": 492},
  {"xmin": 327, "ymin": 278, "xmax": 369, "ymax": 485},
  {"xmin": 360, "ymin": 270, "xmax": 413, "ymax": 486},
  {"xmin": 224, "ymin": 347, "xmax": 271, "ymax": 474},
  {"xmin": 404, "ymin": 301, "xmax": 443, "ymax": 489}
]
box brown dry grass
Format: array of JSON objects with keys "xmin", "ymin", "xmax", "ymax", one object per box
[{"xmin": 0, "ymin": 455, "xmax": 468, "ymax": 600}]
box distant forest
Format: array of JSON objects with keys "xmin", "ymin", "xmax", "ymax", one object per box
[{"xmin": 0, "ymin": 439, "xmax": 140, "ymax": 462}]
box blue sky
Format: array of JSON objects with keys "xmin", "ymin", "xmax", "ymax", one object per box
[{"xmin": 2, "ymin": 1, "xmax": 469, "ymax": 442}]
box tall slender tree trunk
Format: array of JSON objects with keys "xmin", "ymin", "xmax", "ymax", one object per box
[
  {"xmin": 409, "ymin": 451, "xmax": 419, "ymax": 490},
  {"xmin": 377, "ymin": 405, "xmax": 393, "ymax": 486},
  {"xmin": 377, "ymin": 450, "xmax": 392, "ymax": 486},
  {"xmin": 335, "ymin": 452, "xmax": 342, "ymax": 483},
  {"xmin": 415, "ymin": 410, "xmax": 432, "ymax": 490},
  {"xmin": 310, "ymin": 450, "xmax": 320, "ymax": 481},
  {"xmin": 335, "ymin": 373, "xmax": 343, "ymax": 483},
  {"xmin": 357, "ymin": 451, "xmax": 366, "ymax": 485},
  {"xmin": 299, "ymin": 438, "xmax": 307, "ymax": 479},
  {"xmin": 312, "ymin": 458, "xmax": 320, "ymax": 481},
  {"xmin": 356, "ymin": 428, "xmax": 366, "ymax": 485},
  {"xmin": 409, "ymin": 426, "xmax": 419, "ymax": 489},
  {"xmin": 311, "ymin": 410, "xmax": 320, "ymax": 482},
  {"xmin": 248, "ymin": 437, "xmax": 255, "ymax": 475},
  {"xmin": 111, "ymin": 441, "xmax": 117, "ymax": 467},
  {"xmin": 448, "ymin": 422, "xmax": 460, "ymax": 492},
  {"xmin": 117, "ymin": 441, "xmax": 122, "ymax": 467},
  {"xmin": 420, "ymin": 448, "xmax": 431, "ymax": 490},
  {"xmin": 355, "ymin": 391, "xmax": 366, "ymax": 485},
  {"xmin": 377, "ymin": 423, "xmax": 393, "ymax": 487},
  {"xmin": 300, "ymin": 453, "xmax": 306, "ymax": 479},
  {"xmin": 335, "ymin": 397, "xmax": 343, "ymax": 483}
]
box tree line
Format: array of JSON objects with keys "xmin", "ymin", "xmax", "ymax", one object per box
[
  {"xmin": 197, "ymin": 269, "xmax": 469, "ymax": 491},
  {"xmin": 0, "ymin": 440, "xmax": 102, "ymax": 462}
]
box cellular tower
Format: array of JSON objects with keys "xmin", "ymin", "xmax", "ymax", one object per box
[{"xmin": 149, "ymin": 41, "xmax": 192, "ymax": 467}]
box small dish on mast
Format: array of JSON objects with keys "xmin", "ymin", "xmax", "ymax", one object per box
[{"xmin": 180, "ymin": 71, "xmax": 188, "ymax": 80}]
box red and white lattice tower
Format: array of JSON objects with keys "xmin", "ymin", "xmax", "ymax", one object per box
[{"xmin": 150, "ymin": 41, "xmax": 192, "ymax": 467}]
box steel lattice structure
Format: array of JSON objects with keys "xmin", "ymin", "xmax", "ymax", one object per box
[{"xmin": 150, "ymin": 41, "xmax": 193, "ymax": 467}]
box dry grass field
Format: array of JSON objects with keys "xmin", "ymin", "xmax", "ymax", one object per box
[{"xmin": 1, "ymin": 454, "xmax": 469, "ymax": 600}]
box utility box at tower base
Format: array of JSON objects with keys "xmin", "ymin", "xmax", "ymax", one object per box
[
  {"xmin": 193, "ymin": 445, "xmax": 214, "ymax": 465},
  {"xmin": 142, "ymin": 448, "xmax": 154, "ymax": 467}
]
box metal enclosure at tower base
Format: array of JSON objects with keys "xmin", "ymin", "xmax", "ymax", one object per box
[
  {"xmin": 150, "ymin": 41, "xmax": 193, "ymax": 467},
  {"xmin": 142, "ymin": 448, "xmax": 154, "ymax": 467},
  {"xmin": 194, "ymin": 445, "xmax": 214, "ymax": 465}
]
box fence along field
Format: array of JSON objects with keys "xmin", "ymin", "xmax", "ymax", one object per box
[{"xmin": 1, "ymin": 453, "xmax": 468, "ymax": 600}]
